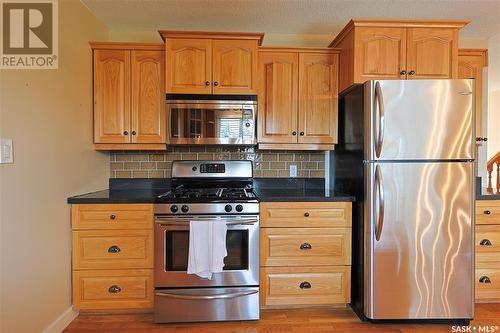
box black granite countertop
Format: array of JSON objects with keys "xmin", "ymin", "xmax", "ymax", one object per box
[
  {"xmin": 476, "ymin": 188, "xmax": 500, "ymax": 200},
  {"xmin": 67, "ymin": 178, "xmax": 355, "ymax": 204}
]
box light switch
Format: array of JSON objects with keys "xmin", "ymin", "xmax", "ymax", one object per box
[
  {"xmin": 289, "ymin": 164, "xmax": 297, "ymax": 177},
  {"xmin": 0, "ymin": 139, "xmax": 13, "ymax": 164}
]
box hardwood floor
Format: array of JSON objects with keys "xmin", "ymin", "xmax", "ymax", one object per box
[{"xmin": 65, "ymin": 304, "xmax": 500, "ymax": 332}]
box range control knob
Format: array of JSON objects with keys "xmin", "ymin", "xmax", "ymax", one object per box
[
  {"xmin": 235, "ymin": 204, "xmax": 243, "ymax": 212},
  {"xmin": 170, "ymin": 205, "xmax": 178, "ymax": 213},
  {"xmin": 224, "ymin": 204, "xmax": 232, "ymax": 213},
  {"xmin": 181, "ymin": 205, "xmax": 189, "ymax": 213}
]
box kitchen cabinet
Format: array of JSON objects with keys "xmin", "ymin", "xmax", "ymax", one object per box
[
  {"xmin": 458, "ymin": 49, "xmax": 488, "ymax": 137},
  {"xmin": 259, "ymin": 201, "xmax": 352, "ymax": 307},
  {"xmin": 329, "ymin": 20, "xmax": 468, "ymax": 92},
  {"xmin": 160, "ymin": 31, "xmax": 263, "ymax": 95},
  {"xmin": 91, "ymin": 43, "xmax": 166, "ymax": 150},
  {"xmin": 257, "ymin": 48, "xmax": 339, "ymax": 150},
  {"xmin": 475, "ymin": 200, "xmax": 500, "ymax": 303},
  {"xmin": 71, "ymin": 204, "xmax": 154, "ymax": 310}
]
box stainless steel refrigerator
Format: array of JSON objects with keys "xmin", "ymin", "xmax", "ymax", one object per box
[{"xmin": 331, "ymin": 79, "xmax": 475, "ymax": 322}]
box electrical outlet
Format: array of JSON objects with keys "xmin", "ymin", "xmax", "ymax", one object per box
[
  {"xmin": 0, "ymin": 139, "xmax": 13, "ymax": 164},
  {"xmin": 289, "ymin": 164, "xmax": 297, "ymax": 177}
]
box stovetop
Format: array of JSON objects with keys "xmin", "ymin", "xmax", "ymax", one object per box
[{"xmin": 156, "ymin": 185, "xmax": 258, "ymax": 203}]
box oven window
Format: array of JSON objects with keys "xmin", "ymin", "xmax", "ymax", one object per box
[{"xmin": 165, "ymin": 230, "xmax": 249, "ymax": 271}]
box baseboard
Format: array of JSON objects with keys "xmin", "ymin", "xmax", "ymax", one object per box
[{"xmin": 42, "ymin": 306, "xmax": 79, "ymax": 333}]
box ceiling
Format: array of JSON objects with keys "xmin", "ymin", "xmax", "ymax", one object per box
[{"xmin": 82, "ymin": 0, "xmax": 500, "ymax": 41}]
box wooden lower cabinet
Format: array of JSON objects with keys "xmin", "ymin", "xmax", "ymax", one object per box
[
  {"xmin": 71, "ymin": 204, "xmax": 154, "ymax": 311},
  {"xmin": 260, "ymin": 266, "xmax": 350, "ymax": 306},
  {"xmin": 475, "ymin": 200, "xmax": 500, "ymax": 303},
  {"xmin": 260, "ymin": 201, "xmax": 352, "ymax": 308}
]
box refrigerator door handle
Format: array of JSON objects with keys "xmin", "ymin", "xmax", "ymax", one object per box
[
  {"xmin": 374, "ymin": 81, "xmax": 385, "ymax": 158},
  {"xmin": 375, "ymin": 164, "xmax": 385, "ymax": 241}
]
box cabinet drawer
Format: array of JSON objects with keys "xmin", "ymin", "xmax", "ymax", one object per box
[
  {"xmin": 72, "ymin": 230, "xmax": 153, "ymax": 269},
  {"xmin": 475, "ymin": 266, "xmax": 500, "ymax": 302},
  {"xmin": 476, "ymin": 225, "xmax": 500, "ymax": 263},
  {"xmin": 476, "ymin": 201, "xmax": 500, "ymax": 225},
  {"xmin": 73, "ymin": 269, "xmax": 153, "ymax": 310},
  {"xmin": 260, "ymin": 266, "xmax": 350, "ymax": 306},
  {"xmin": 260, "ymin": 228, "xmax": 351, "ymax": 266},
  {"xmin": 260, "ymin": 202, "xmax": 351, "ymax": 227},
  {"xmin": 72, "ymin": 204, "xmax": 153, "ymax": 230}
]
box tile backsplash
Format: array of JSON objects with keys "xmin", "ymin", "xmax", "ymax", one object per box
[{"xmin": 109, "ymin": 146, "xmax": 325, "ymax": 178}]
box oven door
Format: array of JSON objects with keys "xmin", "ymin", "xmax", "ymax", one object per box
[
  {"xmin": 154, "ymin": 215, "xmax": 259, "ymax": 287},
  {"xmin": 166, "ymin": 101, "xmax": 256, "ymax": 145}
]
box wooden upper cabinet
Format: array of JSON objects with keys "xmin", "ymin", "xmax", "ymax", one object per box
[
  {"xmin": 213, "ymin": 40, "xmax": 258, "ymax": 94},
  {"xmin": 131, "ymin": 50, "xmax": 166, "ymax": 144},
  {"xmin": 298, "ymin": 53, "xmax": 338, "ymax": 144},
  {"xmin": 354, "ymin": 27, "xmax": 406, "ymax": 81},
  {"xmin": 458, "ymin": 49, "xmax": 488, "ymax": 136},
  {"xmin": 406, "ymin": 28, "xmax": 457, "ymax": 79},
  {"xmin": 257, "ymin": 48, "xmax": 339, "ymax": 149},
  {"xmin": 160, "ymin": 31, "xmax": 264, "ymax": 95},
  {"xmin": 91, "ymin": 43, "xmax": 166, "ymax": 150},
  {"xmin": 93, "ymin": 49, "xmax": 130, "ymax": 144},
  {"xmin": 166, "ymin": 38, "xmax": 212, "ymax": 94},
  {"xmin": 330, "ymin": 20, "xmax": 468, "ymax": 92},
  {"xmin": 258, "ymin": 51, "xmax": 299, "ymax": 143}
]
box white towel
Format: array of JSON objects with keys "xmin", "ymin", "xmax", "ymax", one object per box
[{"xmin": 187, "ymin": 220, "xmax": 228, "ymax": 279}]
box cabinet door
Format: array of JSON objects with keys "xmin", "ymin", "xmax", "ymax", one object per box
[
  {"xmin": 406, "ymin": 28, "xmax": 458, "ymax": 79},
  {"xmin": 257, "ymin": 52, "xmax": 298, "ymax": 143},
  {"xmin": 298, "ymin": 53, "xmax": 338, "ymax": 144},
  {"xmin": 131, "ymin": 50, "xmax": 165, "ymax": 144},
  {"xmin": 458, "ymin": 50, "xmax": 487, "ymax": 136},
  {"xmin": 93, "ymin": 49, "xmax": 131, "ymax": 143},
  {"xmin": 166, "ymin": 38, "xmax": 211, "ymax": 94},
  {"xmin": 212, "ymin": 39, "xmax": 258, "ymax": 94},
  {"xmin": 354, "ymin": 27, "xmax": 407, "ymax": 81}
]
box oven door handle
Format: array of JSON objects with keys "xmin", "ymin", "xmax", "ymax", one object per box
[
  {"xmin": 155, "ymin": 289, "xmax": 258, "ymax": 300},
  {"xmin": 155, "ymin": 218, "xmax": 258, "ymax": 226}
]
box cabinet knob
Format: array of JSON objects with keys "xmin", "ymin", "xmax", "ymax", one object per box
[
  {"xmin": 108, "ymin": 285, "xmax": 122, "ymax": 293},
  {"xmin": 213, "ymin": 81, "xmax": 219, "ymax": 86},
  {"xmin": 476, "ymin": 137, "xmax": 488, "ymax": 142},
  {"xmin": 304, "ymin": 212, "xmax": 310, "ymax": 217},
  {"xmin": 108, "ymin": 245, "xmax": 121, "ymax": 253},
  {"xmin": 131, "ymin": 130, "xmax": 136, "ymax": 136},
  {"xmin": 409, "ymin": 70, "xmax": 415, "ymax": 75},
  {"xmin": 484, "ymin": 210, "xmax": 491, "ymax": 215},
  {"xmin": 299, "ymin": 281, "xmax": 312, "ymax": 289},
  {"xmin": 110, "ymin": 214, "xmax": 116, "ymax": 220},
  {"xmin": 479, "ymin": 276, "xmax": 491, "ymax": 284},
  {"xmin": 205, "ymin": 81, "xmax": 210, "ymax": 86},
  {"xmin": 292, "ymin": 131, "xmax": 297, "ymax": 136},
  {"xmin": 300, "ymin": 132, "xmax": 304, "ymax": 136},
  {"xmin": 479, "ymin": 239, "xmax": 492, "ymax": 246},
  {"xmin": 400, "ymin": 70, "xmax": 407, "ymax": 75},
  {"xmin": 300, "ymin": 242, "xmax": 312, "ymax": 250},
  {"xmin": 123, "ymin": 131, "xmax": 129, "ymax": 135}
]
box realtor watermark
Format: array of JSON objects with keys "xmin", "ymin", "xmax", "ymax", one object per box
[
  {"xmin": 451, "ymin": 325, "xmax": 499, "ymax": 332},
  {"xmin": 1, "ymin": 0, "xmax": 58, "ymax": 69}
]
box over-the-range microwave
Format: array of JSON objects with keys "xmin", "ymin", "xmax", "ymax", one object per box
[{"xmin": 166, "ymin": 94, "xmax": 257, "ymax": 145}]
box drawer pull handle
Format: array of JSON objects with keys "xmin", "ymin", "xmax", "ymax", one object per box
[
  {"xmin": 299, "ymin": 281, "xmax": 311, "ymax": 289},
  {"xmin": 479, "ymin": 276, "xmax": 491, "ymax": 284},
  {"xmin": 108, "ymin": 245, "xmax": 121, "ymax": 253},
  {"xmin": 484, "ymin": 210, "xmax": 491, "ymax": 215},
  {"xmin": 480, "ymin": 239, "xmax": 492, "ymax": 246},
  {"xmin": 300, "ymin": 243, "xmax": 312, "ymax": 250},
  {"xmin": 108, "ymin": 285, "xmax": 122, "ymax": 293},
  {"xmin": 110, "ymin": 214, "xmax": 116, "ymax": 220},
  {"xmin": 304, "ymin": 212, "xmax": 310, "ymax": 217}
]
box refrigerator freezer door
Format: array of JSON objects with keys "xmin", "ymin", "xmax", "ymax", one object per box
[
  {"xmin": 364, "ymin": 80, "xmax": 475, "ymax": 161},
  {"xmin": 364, "ymin": 161, "xmax": 474, "ymax": 319}
]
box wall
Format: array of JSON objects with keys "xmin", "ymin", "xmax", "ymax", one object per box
[
  {"xmin": 110, "ymin": 148, "xmax": 325, "ymax": 178},
  {"xmin": 487, "ymin": 33, "xmax": 500, "ymax": 187},
  {"xmin": 0, "ymin": 1, "xmax": 109, "ymax": 332}
]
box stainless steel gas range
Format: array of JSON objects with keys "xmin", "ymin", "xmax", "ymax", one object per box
[{"xmin": 153, "ymin": 160, "xmax": 259, "ymax": 323}]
